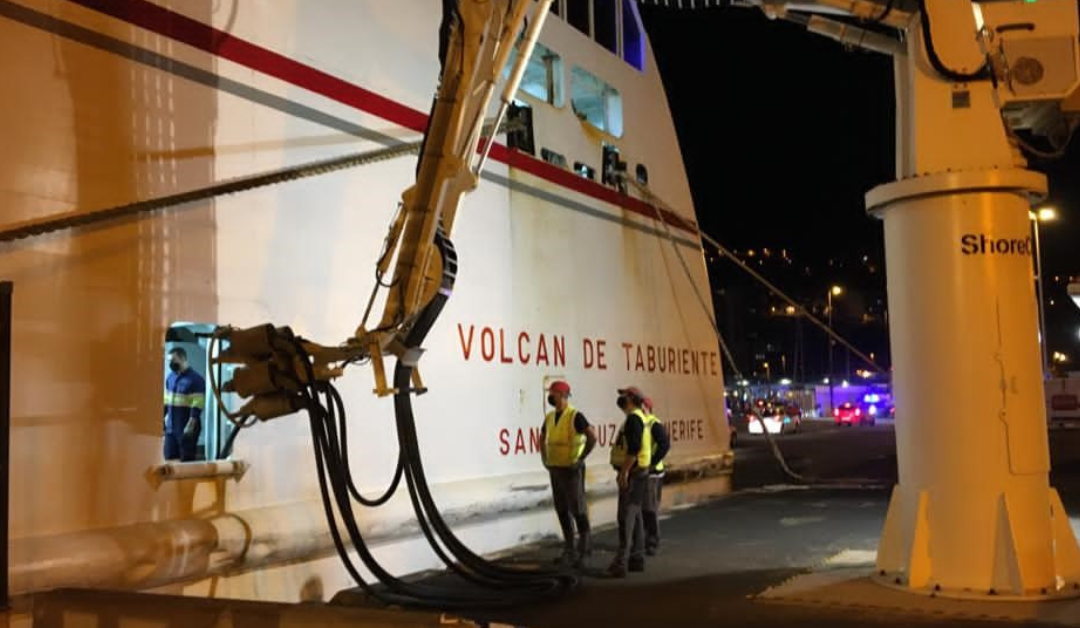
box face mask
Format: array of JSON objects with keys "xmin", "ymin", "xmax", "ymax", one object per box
[
  {"xmin": 169, "ymin": 361, "xmax": 181, "ymax": 373},
  {"xmin": 547, "ymin": 394, "xmax": 557, "ymax": 406}
]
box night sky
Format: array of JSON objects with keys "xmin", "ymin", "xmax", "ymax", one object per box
[{"xmin": 637, "ymin": 4, "xmax": 1080, "ymax": 367}]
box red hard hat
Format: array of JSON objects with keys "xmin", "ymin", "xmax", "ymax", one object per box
[
  {"xmin": 618, "ymin": 386, "xmax": 646, "ymax": 401},
  {"xmin": 548, "ymin": 380, "xmax": 571, "ymax": 395}
]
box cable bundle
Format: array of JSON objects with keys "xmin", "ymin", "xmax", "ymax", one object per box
[{"xmin": 267, "ymin": 230, "xmax": 576, "ymax": 610}]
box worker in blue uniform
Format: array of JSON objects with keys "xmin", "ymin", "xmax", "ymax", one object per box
[{"xmin": 163, "ymin": 347, "xmax": 206, "ymax": 462}]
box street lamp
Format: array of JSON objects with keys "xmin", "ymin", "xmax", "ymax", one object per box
[
  {"xmin": 1030, "ymin": 207, "xmax": 1056, "ymax": 378},
  {"xmin": 827, "ymin": 285, "xmax": 843, "ymax": 415}
]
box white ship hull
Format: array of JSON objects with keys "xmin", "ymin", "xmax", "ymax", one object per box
[{"xmin": 0, "ymin": 0, "xmax": 730, "ymax": 604}]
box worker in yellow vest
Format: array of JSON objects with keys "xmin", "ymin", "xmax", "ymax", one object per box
[
  {"xmin": 607, "ymin": 386, "xmax": 652, "ymax": 577},
  {"xmin": 541, "ymin": 380, "xmax": 597, "ymax": 567},
  {"xmin": 641, "ymin": 397, "xmax": 671, "ymax": 556}
]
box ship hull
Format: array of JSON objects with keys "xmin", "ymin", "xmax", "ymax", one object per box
[{"xmin": 0, "ymin": 0, "xmax": 730, "ymax": 603}]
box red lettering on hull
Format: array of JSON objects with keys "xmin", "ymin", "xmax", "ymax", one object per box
[
  {"xmin": 455, "ymin": 324, "xmax": 566, "ymax": 368},
  {"xmin": 482, "ymin": 327, "xmax": 496, "ymax": 361},
  {"xmin": 537, "ymin": 336, "xmax": 550, "ymax": 365},
  {"xmin": 519, "ymin": 332, "xmax": 531, "ymax": 363},
  {"xmin": 499, "ymin": 419, "xmax": 706, "ymax": 456},
  {"xmin": 458, "ymin": 324, "xmax": 718, "ymax": 377}
]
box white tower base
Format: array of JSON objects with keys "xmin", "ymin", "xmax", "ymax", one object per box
[{"xmin": 868, "ymin": 170, "xmax": 1080, "ymax": 599}]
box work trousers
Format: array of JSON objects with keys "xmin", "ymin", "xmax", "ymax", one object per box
[
  {"xmin": 548, "ymin": 465, "xmax": 590, "ymax": 549},
  {"xmin": 613, "ymin": 470, "xmax": 649, "ymax": 567},
  {"xmin": 643, "ymin": 473, "xmax": 663, "ymax": 551},
  {"xmin": 163, "ymin": 418, "xmax": 201, "ymax": 462}
]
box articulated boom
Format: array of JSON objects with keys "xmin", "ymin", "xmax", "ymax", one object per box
[{"xmin": 212, "ymin": 0, "xmax": 554, "ymax": 420}]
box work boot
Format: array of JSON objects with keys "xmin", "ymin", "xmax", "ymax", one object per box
[
  {"xmin": 572, "ymin": 547, "xmax": 588, "ymax": 569},
  {"xmin": 553, "ymin": 544, "xmax": 575, "ymax": 566},
  {"xmin": 645, "ymin": 543, "xmax": 658, "ymax": 557},
  {"xmin": 629, "ymin": 557, "xmax": 645, "ymax": 573},
  {"xmin": 607, "ymin": 561, "xmax": 627, "ymax": 578},
  {"xmin": 576, "ymin": 532, "xmax": 592, "ymax": 559}
]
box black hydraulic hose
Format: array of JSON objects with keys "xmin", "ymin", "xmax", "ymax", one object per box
[
  {"xmin": 217, "ymin": 423, "xmax": 243, "ymax": 460},
  {"xmin": 392, "ymin": 364, "xmax": 571, "ymax": 591},
  {"xmin": 307, "ymin": 385, "xmax": 467, "ymax": 608},
  {"xmin": 298, "ymin": 355, "xmax": 485, "ymax": 607},
  {"xmin": 386, "ymin": 232, "xmax": 575, "ymax": 594},
  {"xmin": 297, "ymin": 227, "xmax": 575, "ymax": 606},
  {"xmin": 327, "ymin": 384, "xmax": 405, "ymax": 507},
  {"xmin": 308, "ymin": 411, "xmax": 385, "ymax": 602},
  {"xmin": 308, "ymin": 386, "xmax": 405, "ymax": 594},
  {"xmin": 394, "ymin": 395, "xmax": 575, "ymax": 594},
  {"xmin": 325, "ymin": 384, "xmax": 493, "ymax": 588},
  {"xmin": 320, "ymin": 390, "xmax": 554, "ymax": 608},
  {"xmin": 312, "ymin": 398, "xmax": 498, "ymax": 608},
  {"xmin": 399, "ymin": 448, "xmax": 512, "ymax": 587},
  {"xmin": 316, "ymin": 386, "xmax": 438, "ymax": 597},
  {"xmin": 917, "ymin": 0, "xmax": 991, "ymax": 82},
  {"xmin": 312, "ymin": 373, "xmax": 541, "ymax": 608},
  {"xmin": 327, "ymin": 385, "xmax": 509, "ymax": 590},
  {"xmin": 394, "ymin": 389, "xmax": 569, "ymax": 593}
]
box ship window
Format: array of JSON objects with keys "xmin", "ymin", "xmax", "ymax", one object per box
[
  {"xmin": 164, "ymin": 323, "xmax": 241, "ymax": 462},
  {"xmin": 567, "ymin": 0, "xmax": 591, "ymax": 36},
  {"xmin": 570, "ymin": 65, "xmax": 623, "ymax": 136},
  {"xmin": 504, "ymin": 40, "xmax": 564, "ymax": 106},
  {"xmin": 574, "ymin": 161, "xmax": 596, "ymax": 180},
  {"xmin": 621, "ymin": 0, "xmax": 646, "ymax": 71},
  {"xmin": 594, "ymin": 0, "xmax": 618, "ymax": 55},
  {"xmin": 542, "ymin": 147, "xmax": 569, "ymax": 169},
  {"xmin": 636, "ymin": 163, "xmax": 649, "ymax": 186}
]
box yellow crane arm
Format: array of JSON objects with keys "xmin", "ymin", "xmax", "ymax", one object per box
[{"xmin": 216, "ymin": 0, "xmax": 554, "ymax": 417}]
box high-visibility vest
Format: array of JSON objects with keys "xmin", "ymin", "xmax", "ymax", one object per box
[
  {"xmin": 543, "ymin": 405, "xmax": 586, "ymax": 467},
  {"xmin": 645, "ymin": 413, "xmax": 665, "ymax": 473},
  {"xmin": 609, "ymin": 408, "xmax": 652, "ymax": 470}
]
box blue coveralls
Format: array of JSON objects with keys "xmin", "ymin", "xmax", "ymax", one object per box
[{"xmin": 163, "ymin": 368, "xmax": 206, "ymax": 461}]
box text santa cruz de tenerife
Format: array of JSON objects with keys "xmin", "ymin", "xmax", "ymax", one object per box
[{"xmin": 454, "ymin": 324, "xmax": 720, "ymax": 457}]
